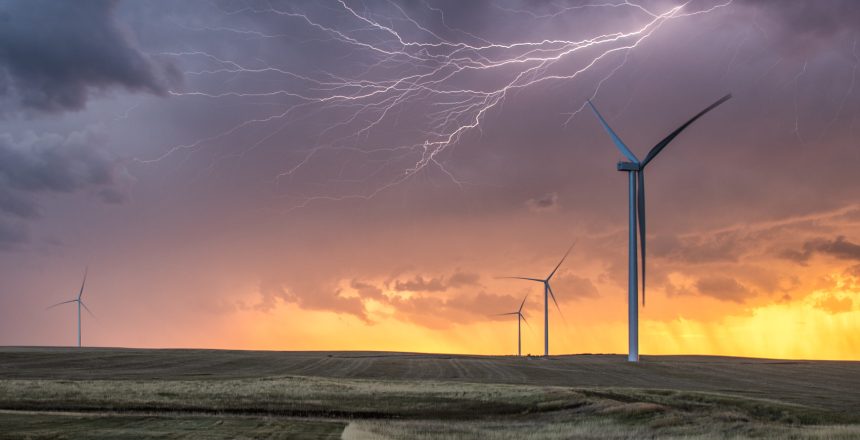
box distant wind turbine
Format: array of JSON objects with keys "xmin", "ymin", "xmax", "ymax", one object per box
[
  {"xmin": 587, "ymin": 94, "xmax": 731, "ymax": 362},
  {"xmin": 496, "ymin": 295, "xmax": 529, "ymax": 356},
  {"xmin": 502, "ymin": 242, "xmax": 575, "ymax": 357},
  {"xmin": 46, "ymin": 268, "xmax": 93, "ymax": 348}
]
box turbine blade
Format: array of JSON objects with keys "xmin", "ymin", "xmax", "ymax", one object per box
[
  {"xmin": 641, "ymin": 94, "xmax": 732, "ymax": 167},
  {"xmin": 518, "ymin": 294, "xmax": 528, "ymax": 313},
  {"xmin": 547, "ymin": 284, "xmax": 567, "ymax": 325},
  {"xmin": 499, "ymin": 276, "xmax": 545, "ymax": 283},
  {"xmin": 79, "ymin": 301, "xmax": 96, "ymax": 319},
  {"xmin": 547, "ymin": 241, "xmax": 576, "ymax": 280},
  {"xmin": 547, "ymin": 284, "xmax": 561, "ymax": 314},
  {"xmin": 46, "ymin": 299, "xmax": 77, "ymax": 310},
  {"xmin": 78, "ymin": 267, "xmax": 88, "ymax": 300},
  {"xmin": 520, "ymin": 313, "xmax": 530, "ymax": 328},
  {"xmin": 495, "ymin": 312, "xmax": 519, "ymax": 316},
  {"xmin": 638, "ymin": 170, "xmax": 646, "ymax": 307},
  {"xmin": 587, "ymin": 100, "xmax": 639, "ymax": 163}
]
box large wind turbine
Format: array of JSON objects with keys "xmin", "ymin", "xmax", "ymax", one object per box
[
  {"xmin": 496, "ymin": 295, "xmax": 529, "ymax": 356},
  {"xmin": 587, "ymin": 94, "xmax": 731, "ymax": 362},
  {"xmin": 503, "ymin": 243, "xmax": 574, "ymax": 356},
  {"xmin": 47, "ymin": 268, "xmax": 93, "ymax": 348}
]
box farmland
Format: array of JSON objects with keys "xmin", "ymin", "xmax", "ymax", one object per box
[{"xmin": 0, "ymin": 348, "xmax": 858, "ymax": 439}]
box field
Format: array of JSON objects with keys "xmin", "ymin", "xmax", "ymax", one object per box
[{"xmin": 0, "ymin": 348, "xmax": 859, "ymax": 439}]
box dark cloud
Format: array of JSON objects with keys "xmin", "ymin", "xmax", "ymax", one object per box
[
  {"xmin": 393, "ymin": 275, "xmax": 447, "ymax": 292},
  {"xmin": 665, "ymin": 280, "xmax": 696, "ymax": 298},
  {"xmin": 0, "ymin": 129, "xmax": 124, "ymax": 219},
  {"xmin": 651, "ymin": 232, "xmax": 745, "ymax": 265},
  {"xmin": 779, "ymin": 249, "xmax": 808, "ymax": 264},
  {"xmin": 732, "ymin": 265, "xmax": 798, "ymax": 296},
  {"xmin": 0, "ymin": 217, "xmax": 28, "ymax": 249},
  {"xmin": 258, "ymin": 277, "xmax": 370, "ymax": 322},
  {"xmin": 0, "ymin": 187, "xmax": 38, "ymax": 219},
  {"xmin": 449, "ymin": 291, "xmax": 524, "ymax": 318},
  {"xmin": 448, "ymin": 272, "xmax": 481, "ymax": 287},
  {"xmin": 0, "ymin": 0, "xmax": 178, "ymax": 113},
  {"xmin": 252, "ymin": 280, "xmax": 288, "ymax": 312},
  {"xmin": 696, "ymin": 275, "xmax": 753, "ymax": 303},
  {"xmin": 350, "ymin": 279, "xmax": 386, "ymax": 300},
  {"xmin": 808, "ymin": 236, "xmax": 860, "ymax": 261},
  {"xmin": 732, "ymin": 0, "xmax": 860, "ymax": 60},
  {"xmin": 782, "ymin": 236, "xmax": 860, "ymax": 264},
  {"xmin": 97, "ymin": 187, "xmax": 126, "ymax": 205},
  {"xmin": 389, "ymin": 290, "xmax": 523, "ymax": 329},
  {"xmin": 446, "ymin": 271, "xmax": 481, "ymax": 287},
  {"xmin": 385, "ymin": 296, "xmax": 452, "ymax": 329},
  {"xmin": 552, "ymin": 273, "xmax": 599, "ymax": 301},
  {"xmin": 392, "ymin": 271, "xmax": 480, "ymax": 292},
  {"xmin": 746, "ymin": 0, "xmax": 860, "ymax": 40},
  {"xmin": 251, "ymin": 271, "xmax": 482, "ymax": 323},
  {"xmin": 526, "ymin": 192, "xmax": 559, "ymax": 213},
  {"xmin": 0, "ymin": 128, "xmax": 126, "ymax": 250},
  {"xmin": 0, "ymin": 131, "xmax": 114, "ymax": 193},
  {"xmin": 255, "ymin": 270, "xmax": 504, "ymax": 328}
]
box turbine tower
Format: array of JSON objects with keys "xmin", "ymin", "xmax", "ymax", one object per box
[
  {"xmin": 587, "ymin": 94, "xmax": 731, "ymax": 362},
  {"xmin": 503, "ymin": 243, "xmax": 574, "ymax": 356},
  {"xmin": 496, "ymin": 295, "xmax": 529, "ymax": 356},
  {"xmin": 47, "ymin": 268, "xmax": 93, "ymax": 347}
]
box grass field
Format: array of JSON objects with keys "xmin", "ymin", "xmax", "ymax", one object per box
[{"xmin": 0, "ymin": 348, "xmax": 858, "ymax": 439}]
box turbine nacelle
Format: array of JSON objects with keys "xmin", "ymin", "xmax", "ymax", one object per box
[{"xmin": 617, "ymin": 161, "xmax": 641, "ymax": 172}]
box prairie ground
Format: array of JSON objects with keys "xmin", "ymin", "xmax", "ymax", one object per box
[{"xmin": 0, "ymin": 348, "xmax": 858, "ymax": 439}]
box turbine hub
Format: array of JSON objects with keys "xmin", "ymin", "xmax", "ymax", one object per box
[{"xmin": 617, "ymin": 161, "xmax": 640, "ymax": 171}]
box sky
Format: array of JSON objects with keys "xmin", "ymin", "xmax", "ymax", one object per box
[{"xmin": 0, "ymin": 0, "xmax": 859, "ymax": 360}]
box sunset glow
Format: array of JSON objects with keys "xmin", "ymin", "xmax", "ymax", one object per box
[{"xmin": 1, "ymin": 0, "xmax": 859, "ymax": 361}]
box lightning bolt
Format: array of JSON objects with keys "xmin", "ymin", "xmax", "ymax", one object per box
[
  {"xmin": 135, "ymin": 0, "xmax": 733, "ymax": 209},
  {"xmin": 817, "ymin": 36, "xmax": 859, "ymax": 144},
  {"xmin": 792, "ymin": 60, "xmax": 808, "ymax": 145}
]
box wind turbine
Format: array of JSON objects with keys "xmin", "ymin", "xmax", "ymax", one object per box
[
  {"xmin": 587, "ymin": 94, "xmax": 731, "ymax": 362},
  {"xmin": 496, "ymin": 295, "xmax": 529, "ymax": 356},
  {"xmin": 502, "ymin": 243, "xmax": 574, "ymax": 357},
  {"xmin": 47, "ymin": 268, "xmax": 93, "ymax": 348}
]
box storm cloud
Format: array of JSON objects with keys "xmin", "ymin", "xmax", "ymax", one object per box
[
  {"xmin": 392, "ymin": 272, "xmax": 481, "ymax": 292},
  {"xmin": 0, "ymin": 128, "xmax": 125, "ymax": 247},
  {"xmin": 696, "ymin": 275, "xmax": 753, "ymax": 303},
  {"xmin": 0, "ymin": 0, "xmax": 177, "ymax": 113},
  {"xmin": 745, "ymin": 0, "xmax": 860, "ymax": 40},
  {"xmin": 0, "ymin": 217, "xmax": 28, "ymax": 249},
  {"xmin": 527, "ymin": 192, "xmax": 560, "ymax": 213},
  {"xmin": 782, "ymin": 236, "xmax": 860, "ymax": 264},
  {"xmin": 258, "ymin": 277, "xmax": 371, "ymax": 322},
  {"xmin": 388, "ymin": 290, "xmax": 525, "ymax": 329}
]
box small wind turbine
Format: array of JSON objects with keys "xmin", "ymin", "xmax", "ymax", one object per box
[
  {"xmin": 47, "ymin": 268, "xmax": 93, "ymax": 348},
  {"xmin": 502, "ymin": 243, "xmax": 575, "ymax": 357},
  {"xmin": 587, "ymin": 94, "xmax": 731, "ymax": 362},
  {"xmin": 496, "ymin": 295, "xmax": 529, "ymax": 356}
]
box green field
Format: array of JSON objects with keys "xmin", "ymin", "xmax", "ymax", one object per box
[{"xmin": 0, "ymin": 348, "xmax": 858, "ymax": 439}]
